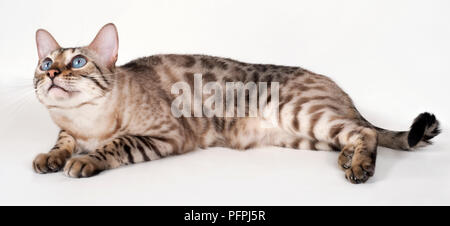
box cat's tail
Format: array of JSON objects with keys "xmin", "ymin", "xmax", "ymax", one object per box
[{"xmin": 363, "ymin": 112, "xmax": 441, "ymax": 150}]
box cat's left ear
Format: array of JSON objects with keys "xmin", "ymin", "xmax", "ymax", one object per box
[{"xmin": 88, "ymin": 23, "xmax": 119, "ymax": 69}]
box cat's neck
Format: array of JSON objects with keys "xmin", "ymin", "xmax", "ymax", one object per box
[{"xmin": 48, "ymin": 84, "xmax": 120, "ymax": 142}]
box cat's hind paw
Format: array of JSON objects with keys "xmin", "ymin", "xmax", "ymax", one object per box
[
  {"xmin": 338, "ymin": 148, "xmax": 353, "ymax": 170},
  {"xmin": 344, "ymin": 162, "xmax": 375, "ymax": 184}
]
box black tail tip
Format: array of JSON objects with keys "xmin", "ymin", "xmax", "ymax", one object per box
[{"xmin": 407, "ymin": 112, "xmax": 441, "ymax": 148}]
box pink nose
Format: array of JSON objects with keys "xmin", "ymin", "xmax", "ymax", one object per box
[{"xmin": 47, "ymin": 69, "xmax": 60, "ymax": 79}]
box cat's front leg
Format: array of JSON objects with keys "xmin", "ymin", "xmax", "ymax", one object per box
[
  {"xmin": 33, "ymin": 130, "xmax": 76, "ymax": 173},
  {"xmin": 64, "ymin": 135, "xmax": 176, "ymax": 178}
]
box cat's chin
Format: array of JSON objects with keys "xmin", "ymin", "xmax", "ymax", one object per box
[{"xmin": 47, "ymin": 87, "xmax": 79, "ymax": 101}]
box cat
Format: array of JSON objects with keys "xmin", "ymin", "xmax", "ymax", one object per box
[{"xmin": 32, "ymin": 23, "xmax": 441, "ymax": 184}]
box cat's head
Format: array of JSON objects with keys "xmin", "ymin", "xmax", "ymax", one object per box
[{"xmin": 34, "ymin": 23, "xmax": 118, "ymax": 108}]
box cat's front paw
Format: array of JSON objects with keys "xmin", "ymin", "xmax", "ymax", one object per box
[
  {"xmin": 33, "ymin": 153, "xmax": 66, "ymax": 174},
  {"xmin": 344, "ymin": 162, "xmax": 375, "ymax": 184},
  {"xmin": 64, "ymin": 157, "xmax": 103, "ymax": 178}
]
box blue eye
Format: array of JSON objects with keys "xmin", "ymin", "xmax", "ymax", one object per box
[
  {"xmin": 72, "ymin": 56, "xmax": 87, "ymax": 68},
  {"xmin": 41, "ymin": 59, "xmax": 53, "ymax": 71}
]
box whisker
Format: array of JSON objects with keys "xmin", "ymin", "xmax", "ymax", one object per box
[{"xmin": 1, "ymin": 87, "xmax": 37, "ymax": 119}]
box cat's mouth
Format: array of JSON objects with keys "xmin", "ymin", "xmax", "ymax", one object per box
[{"xmin": 48, "ymin": 84, "xmax": 69, "ymax": 93}]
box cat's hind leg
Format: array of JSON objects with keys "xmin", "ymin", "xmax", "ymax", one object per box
[
  {"xmin": 311, "ymin": 117, "xmax": 378, "ymax": 184},
  {"xmin": 282, "ymin": 104, "xmax": 378, "ymax": 184},
  {"xmin": 336, "ymin": 126, "xmax": 378, "ymax": 184}
]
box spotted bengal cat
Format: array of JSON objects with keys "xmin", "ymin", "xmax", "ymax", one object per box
[{"xmin": 32, "ymin": 23, "xmax": 441, "ymax": 184}]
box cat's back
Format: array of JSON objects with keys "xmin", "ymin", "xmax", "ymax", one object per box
[
  {"xmin": 120, "ymin": 54, "xmax": 308, "ymax": 85},
  {"xmin": 119, "ymin": 54, "xmax": 350, "ymax": 105}
]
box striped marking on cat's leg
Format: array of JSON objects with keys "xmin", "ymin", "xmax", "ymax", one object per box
[
  {"xmin": 335, "ymin": 127, "xmax": 378, "ymax": 184},
  {"xmin": 306, "ymin": 111, "xmax": 378, "ymax": 183},
  {"xmin": 33, "ymin": 130, "xmax": 76, "ymax": 174},
  {"xmin": 287, "ymin": 103, "xmax": 377, "ymax": 184},
  {"xmin": 63, "ymin": 135, "xmax": 178, "ymax": 178}
]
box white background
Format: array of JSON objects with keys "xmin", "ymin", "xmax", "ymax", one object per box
[{"xmin": 0, "ymin": 0, "xmax": 449, "ymax": 205}]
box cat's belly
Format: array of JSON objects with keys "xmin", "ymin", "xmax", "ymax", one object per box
[{"xmin": 222, "ymin": 101, "xmax": 296, "ymax": 149}]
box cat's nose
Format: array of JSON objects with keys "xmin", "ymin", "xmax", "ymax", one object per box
[{"xmin": 46, "ymin": 69, "xmax": 61, "ymax": 79}]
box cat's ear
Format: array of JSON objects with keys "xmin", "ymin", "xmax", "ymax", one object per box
[
  {"xmin": 36, "ymin": 29, "xmax": 61, "ymax": 60},
  {"xmin": 88, "ymin": 23, "xmax": 119, "ymax": 69}
]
